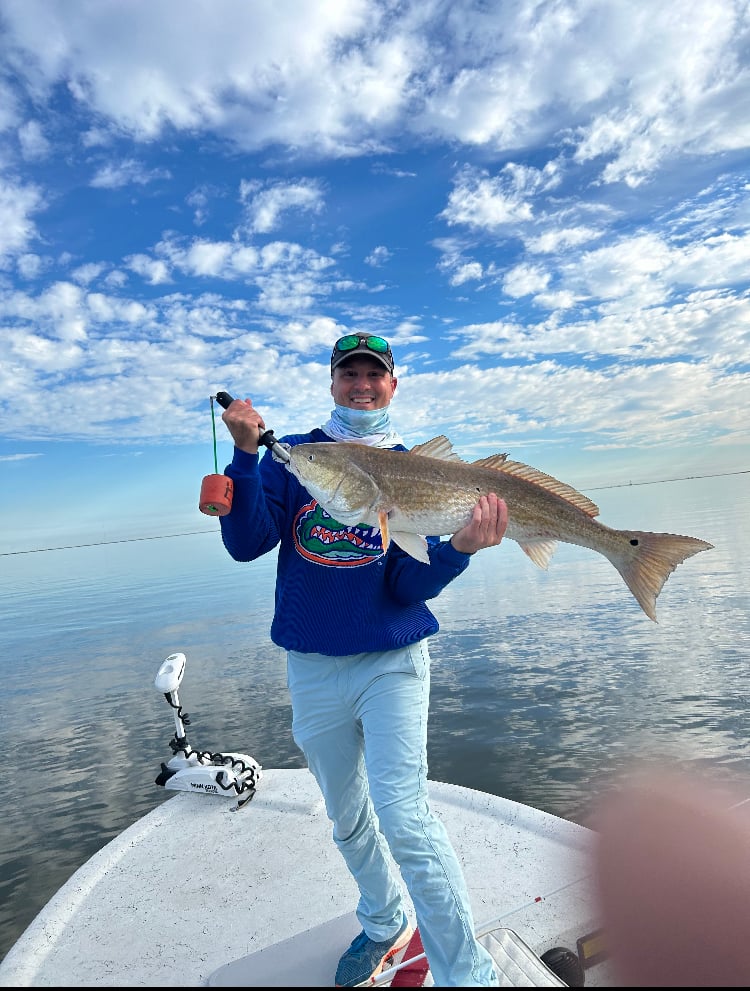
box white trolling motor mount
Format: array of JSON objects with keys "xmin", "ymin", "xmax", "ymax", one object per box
[{"xmin": 154, "ymin": 652, "xmax": 262, "ymax": 810}]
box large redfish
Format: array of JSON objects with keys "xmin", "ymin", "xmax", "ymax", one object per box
[{"xmin": 285, "ymin": 436, "xmax": 714, "ymax": 622}]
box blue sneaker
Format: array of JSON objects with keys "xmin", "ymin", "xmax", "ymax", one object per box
[{"xmin": 335, "ymin": 914, "xmax": 413, "ymax": 986}]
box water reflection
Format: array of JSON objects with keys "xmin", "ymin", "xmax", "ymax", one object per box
[{"xmin": 1, "ymin": 474, "xmax": 748, "ymax": 961}]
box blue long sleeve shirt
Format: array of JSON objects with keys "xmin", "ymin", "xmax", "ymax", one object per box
[{"xmin": 219, "ymin": 429, "xmax": 472, "ymax": 656}]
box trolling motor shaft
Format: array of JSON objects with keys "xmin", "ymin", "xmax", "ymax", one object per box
[
  {"xmin": 154, "ymin": 651, "xmax": 193, "ymax": 760},
  {"xmin": 154, "ymin": 653, "xmax": 262, "ymax": 808}
]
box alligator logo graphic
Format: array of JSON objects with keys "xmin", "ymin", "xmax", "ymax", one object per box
[{"xmin": 293, "ymin": 500, "xmax": 384, "ymax": 566}]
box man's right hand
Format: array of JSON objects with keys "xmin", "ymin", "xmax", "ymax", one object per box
[
  {"xmin": 221, "ymin": 397, "xmax": 266, "ymax": 454},
  {"xmin": 450, "ymin": 492, "xmax": 508, "ymax": 555}
]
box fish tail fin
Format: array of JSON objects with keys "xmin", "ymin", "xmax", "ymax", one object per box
[{"xmin": 610, "ymin": 532, "xmax": 714, "ymax": 622}]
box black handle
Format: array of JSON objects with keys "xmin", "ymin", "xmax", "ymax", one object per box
[
  {"xmin": 213, "ymin": 391, "xmax": 284, "ymax": 457},
  {"xmin": 215, "ymin": 391, "xmax": 235, "ymax": 410}
]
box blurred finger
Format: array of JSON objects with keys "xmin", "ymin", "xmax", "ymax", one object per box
[{"xmin": 593, "ymin": 772, "xmax": 750, "ymax": 987}]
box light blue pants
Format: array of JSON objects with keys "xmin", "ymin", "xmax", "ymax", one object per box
[{"xmin": 287, "ymin": 641, "xmax": 497, "ymax": 987}]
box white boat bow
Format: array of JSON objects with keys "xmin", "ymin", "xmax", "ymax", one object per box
[{"xmin": 0, "ymin": 767, "xmax": 614, "ymax": 987}]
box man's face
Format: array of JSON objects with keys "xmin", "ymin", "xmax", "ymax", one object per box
[{"xmin": 331, "ymin": 355, "xmax": 397, "ymax": 410}]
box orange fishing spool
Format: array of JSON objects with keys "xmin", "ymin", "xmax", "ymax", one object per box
[
  {"xmin": 199, "ymin": 473, "xmax": 234, "ymax": 516},
  {"xmin": 199, "ymin": 395, "xmax": 234, "ymax": 516}
]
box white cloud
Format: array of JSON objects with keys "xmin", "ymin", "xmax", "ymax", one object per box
[
  {"xmin": 502, "ymin": 264, "xmax": 550, "ymax": 298},
  {"xmin": 365, "ymin": 245, "xmax": 392, "ymax": 266},
  {"xmin": 5, "ymin": 331, "xmax": 85, "ymax": 372},
  {"xmin": 0, "ymin": 178, "xmax": 44, "ymax": 263},
  {"xmin": 126, "ymin": 254, "xmax": 172, "ymax": 285},
  {"xmin": 72, "ymin": 262, "xmax": 107, "ymax": 285},
  {"xmin": 450, "ymin": 261, "xmax": 483, "ymax": 286},
  {"xmin": 18, "ymin": 119, "xmax": 50, "ymax": 160},
  {"xmin": 0, "ymin": 79, "xmax": 20, "ymax": 133},
  {"xmin": 565, "ymin": 234, "xmax": 673, "ymax": 306},
  {"xmin": 668, "ymin": 232, "xmax": 750, "ymax": 288},
  {"xmin": 526, "ymin": 226, "xmax": 605, "ymax": 254},
  {"xmin": 239, "ymin": 178, "xmax": 325, "ymax": 234},
  {"xmin": 90, "ymin": 159, "xmax": 171, "ymax": 189},
  {"xmin": 0, "ymin": 0, "xmax": 744, "ymax": 182},
  {"xmin": 441, "ymin": 162, "xmax": 561, "ymax": 231},
  {"xmin": 16, "ymin": 252, "xmax": 44, "ymax": 279},
  {"xmin": 182, "ymin": 240, "xmax": 235, "ymax": 277},
  {"xmin": 186, "ymin": 185, "xmax": 215, "ymax": 227}
]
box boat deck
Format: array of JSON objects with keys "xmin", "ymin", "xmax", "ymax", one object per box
[{"xmin": 0, "ymin": 768, "xmax": 614, "ymax": 987}]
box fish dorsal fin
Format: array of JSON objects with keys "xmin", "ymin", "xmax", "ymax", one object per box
[
  {"xmin": 471, "ymin": 453, "xmax": 508, "ymax": 469},
  {"xmin": 410, "ymin": 436, "xmax": 465, "ymax": 462},
  {"xmin": 481, "ymin": 458, "xmax": 600, "ymax": 518}
]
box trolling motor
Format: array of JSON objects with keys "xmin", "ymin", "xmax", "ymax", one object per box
[{"xmin": 154, "ymin": 652, "xmax": 262, "ymax": 809}]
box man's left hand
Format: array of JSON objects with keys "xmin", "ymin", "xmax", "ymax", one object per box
[{"xmin": 450, "ymin": 492, "xmax": 508, "ymax": 555}]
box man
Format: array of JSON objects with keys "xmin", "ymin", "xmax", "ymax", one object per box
[{"xmin": 219, "ymin": 333, "xmax": 507, "ymax": 986}]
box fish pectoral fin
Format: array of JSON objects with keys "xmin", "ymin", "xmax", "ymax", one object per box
[
  {"xmin": 378, "ymin": 511, "xmax": 390, "ymax": 551},
  {"xmin": 389, "ymin": 530, "xmax": 430, "ymax": 564},
  {"xmin": 519, "ymin": 538, "xmax": 558, "ymax": 570}
]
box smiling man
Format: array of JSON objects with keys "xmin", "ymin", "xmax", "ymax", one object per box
[
  {"xmin": 218, "ymin": 333, "xmax": 507, "ymax": 986},
  {"xmin": 322, "ymin": 333, "xmax": 401, "ymax": 442}
]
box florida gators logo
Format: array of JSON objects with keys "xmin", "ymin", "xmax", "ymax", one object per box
[{"xmin": 293, "ymin": 500, "xmax": 384, "ymax": 566}]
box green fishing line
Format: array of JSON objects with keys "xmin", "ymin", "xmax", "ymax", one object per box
[{"xmin": 210, "ymin": 396, "xmax": 219, "ymax": 474}]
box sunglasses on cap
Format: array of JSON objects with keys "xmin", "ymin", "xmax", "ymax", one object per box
[
  {"xmin": 331, "ymin": 334, "xmax": 394, "ymax": 373},
  {"xmin": 333, "ymin": 334, "xmax": 391, "ymax": 355}
]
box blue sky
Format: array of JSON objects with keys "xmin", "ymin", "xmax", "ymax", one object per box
[{"xmin": 1, "ymin": 0, "xmax": 749, "ymax": 554}]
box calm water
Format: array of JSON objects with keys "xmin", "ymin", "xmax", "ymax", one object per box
[{"xmin": 1, "ymin": 473, "xmax": 748, "ymax": 963}]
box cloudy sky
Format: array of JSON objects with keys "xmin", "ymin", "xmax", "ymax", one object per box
[{"xmin": 1, "ymin": 0, "xmax": 748, "ymax": 552}]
